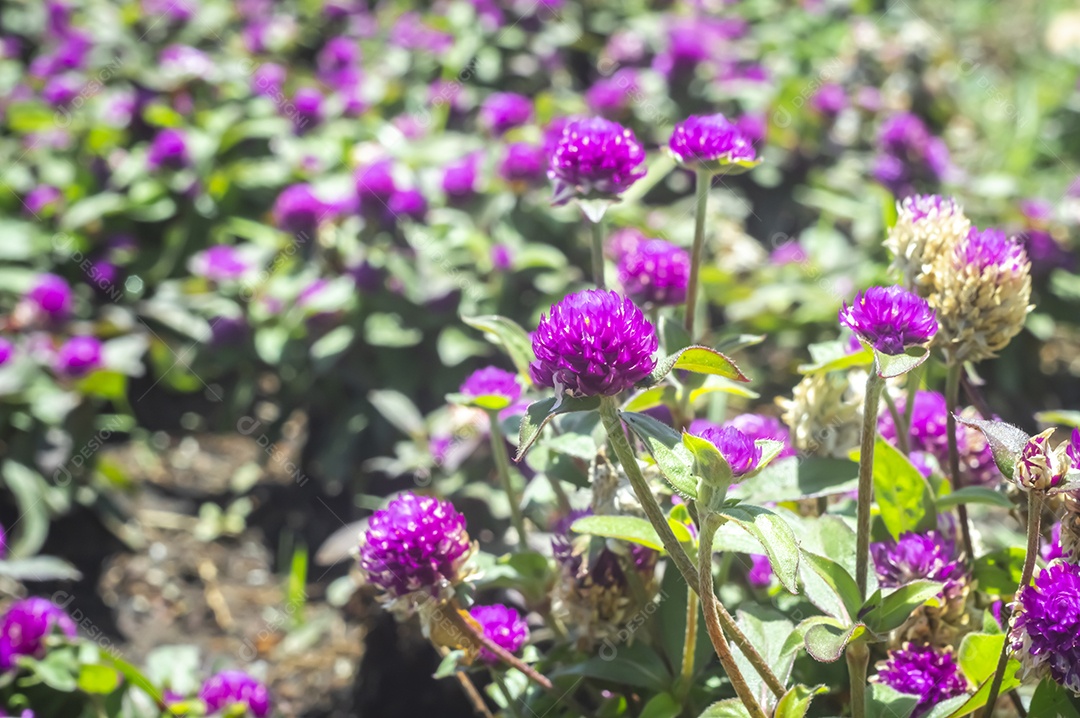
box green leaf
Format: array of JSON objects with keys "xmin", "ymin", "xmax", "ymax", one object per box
[
  {"xmin": 875, "ymin": 346, "xmax": 930, "ymax": 378},
  {"xmin": 644, "ymin": 346, "xmax": 749, "ymax": 386},
  {"xmin": 867, "ymin": 683, "xmax": 919, "ymax": 718},
  {"xmin": 640, "ymin": 693, "xmax": 681, "ymax": 718},
  {"xmin": 0, "ymin": 556, "xmax": 82, "ymax": 581},
  {"xmin": 462, "ymin": 315, "xmax": 536, "ymax": 382},
  {"xmin": 474, "ymin": 551, "xmax": 552, "ymax": 605},
  {"xmin": 78, "ymin": 664, "xmax": 121, "ymax": 695},
  {"xmin": 1034, "ymin": 410, "xmax": 1080, "ymax": 428},
  {"xmin": 3, "ymin": 462, "xmax": 51, "ymax": 557},
  {"xmin": 801, "ymin": 551, "xmax": 861, "ymax": 623},
  {"xmin": 803, "ymin": 621, "xmax": 865, "ymax": 663},
  {"xmin": 445, "ymin": 391, "xmax": 512, "ymax": 412},
  {"xmin": 717, "ymin": 505, "xmax": 801, "ymax": 593},
  {"xmin": 27, "ymin": 648, "xmax": 79, "ymax": 692},
  {"xmin": 946, "ymin": 666, "xmax": 1020, "ymax": 718},
  {"xmin": 1029, "ymin": 677, "xmax": 1080, "ymax": 717},
  {"xmin": 551, "ymin": 642, "xmax": 671, "ymax": 691},
  {"xmin": 730, "ymin": 607, "xmax": 797, "ymax": 708},
  {"xmin": 973, "ymin": 548, "xmax": 1025, "ymax": 599},
  {"xmin": 730, "ymin": 458, "xmax": 858, "ymax": 503},
  {"xmin": 873, "ymin": 437, "xmax": 937, "ymax": 540},
  {"xmin": 922, "ymin": 696, "xmax": 971, "ymax": 718},
  {"xmin": 434, "ymin": 650, "xmax": 466, "ymax": 679},
  {"xmin": 862, "ymin": 580, "xmax": 944, "ymax": 634},
  {"xmin": 659, "ymin": 315, "xmax": 693, "ymax": 354},
  {"xmin": 621, "ymin": 411, "xmax": 698, "ymax": 499},
  {"xmin": 76, "ymin": 370, "xmax": 127, "ymax": 400},
  {"xmin": 959, "ymin": 632, "xmax": 1011, "ymax": 684},
  {"xmin": 936, "ymin": 487, "xmax": 1013, "ymax": 510},
  {"xmin": 774, "ymin": 684, "xmax": 826, "ymax": 718},
  {"xmin": 368, "ymin": 390, "xmax": 426, "ymax": 438},
  {"xmin": 798, "ymin": 347, "xmax": 873, "ymax": 374},
  {"xmin": 683, "ymin": 432, "xmax": 733, "ymax": 487},
  {"xmin": 698, "ymin": 699, "xmax": 753, "ymax": 718},
  {"xmin": 622, "ymin": 385, "xmax": 674, "ymax": 413},
  {"xmin": 955, "ymin": 416, "xmax": 1030, "ymax": 481},
  {"xmin": 516, "ymin": 396, "xmax": 601, "ymax": 460},
  {"xmin": 571, "ymin": 515, "xmax": 692, "ymax": 553}
]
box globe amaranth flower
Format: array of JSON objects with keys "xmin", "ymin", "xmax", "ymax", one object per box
[
  {"xmin": 55, "ymin": 336, "xmax": 102, "ymax": 377},
  {"xmin": 355, "ymin": 159, "xmax": 397, "ymax": 213},
  {"xmin": 1044, "ymin": 522, "xmax": 1064, "ymax": 563},
  {"xmin": 272, "ymin": 184, "xmax": 328, "ymax": 238},
  {"xmin": 616, "ymin": 239, "xmax": 690, "ymax": 307},
  {"xmin": 491, "ymin": 244, "xmax": 513, "ymax": 271},
  {"xmin": 810, "ymin": 83, "xmax": 846, "ymax": 116},
  {"xmin": 747, "ymin": 554, "xmax": 772, "ymax": 588},
  {"xmin": 199, "ymin": 670, "xmax": 270, "ymax": 718},
  {"xmin": 1015, "ymin": 429, "xmax": 1069, "ymax": 492},
  {"xmin": 146, "ymin": 128, "xmax": 189, "ymax": 170},
  {"xmin": 460, "ymin": 366, "xmax": 521, "ymax": 404},
  {"xmin": 928, "ymin": 226, "xmax": 1032, "ymax": 363},
  {"xmin": 386, "ymin": 188, "xmax": 427, "ymax": 223},
  {"xmin": 668, "ymin": 113, "xmax": 757, "ymax": 172},
  {"xmin": 190, "ymin": 245, "xmax": 248, "ymax": 282},
  {"xmin": 24, "ymin": 186, "xmax": 63, "ymax": 217},
  {"xmin": 251, "ymin": 62, "xmax": 285, "ymax": 98},
  {"xmin": 499, "ymin": 143, "xmax": 545, "ymax": 185},
  {"xmin": 442, "ymin": 153, "xmax": 481, "ymax": 199},
  {"xmin": 469, "ymin": 604, "xmax": 529, "ymax": 665},
  {"xmin": 0, "ymin": 597, "xmax": 77, "ymax": 671},
  {"xmin": 885, "ymin": 195, "xmax": 971, "ymax": 295},
  {"xmin": 693, "ymin": 425, "xmax": 761, "ymax": 478},
  {"xmin": 874, "ymin": 644, "xmax": 968, "ymax": 717},
  {"xmin": 479, "ymin": 92, "xmax": 532, "ymax": 135},
  {"xmin": 291, "ymin": 87, "xmax": 323, "ymax": 132},
  {"xmin": 548, "ymin": 117, "xmax": 646, "ymax": 205},
  {"xmin": 839, "ymin": 285, "xmax": 938, "ymax": 355},
  {"xmin": 871, "ymin": 531, "xmax": 965, "ymax": 597},
  {"xmin": 530, "ymin": 289, "xmax": 657, "ymax": 397},
  {"xmin": 26, "ymin": 273, "xmax": 72, "ymax": 320},
  {"xmin": 779, "ymin": 371, "xmax": 864, "ymax": 458},
  {"xmin": 873, "ymin": 113, "xmax": 950, "ymax": 198},
  {"xmin": 317, "ymin": 36, "xmax": 361, "ymax": 90},
  {"xmin": 585, "ymin": 69, "xmax": 638, "ymax": 117},
  {"xmin": 1010, "ymin": 560, "xmax": 1080, "ymax": 693},
  {"xmin": 722, "ymin": 414, "xmax": 797, "ymax": 459},
  {"xmin": 358, "ymin": 492, "xmax": 475, "ymax": 609}
]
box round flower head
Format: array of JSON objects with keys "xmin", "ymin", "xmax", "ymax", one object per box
[
  {"xmin": 1044, "ymin": 522, "xmax": 1064, "ymax": 563},
  {"xmin": 469, "ymin": 604, "xmax": 529, "ymax": 665},
  {"xmin": 191, "ymin": 245, "xmax": 248, "ymax": 282},
  {"xmin": 442, "ymin": 153, "xmax": 480, "ymax": 199},
  {"xmin": 871, "ymin": 531, "xmax": 965, "ymax": 596},
  {"xmin": 358, "ymin": 492, "xmax": 475, "ymax": 608},
  {"xmin": 874, "ymin": 644, "xmax": 968, "ymax": 717},
  {"xmin": 530, "ymin": 289, "xmax": 657, "ymax": 397},
  {"xmin": 810, "ymin": 83, "xmax": 846, "ymax": 116},
  {"xmin": 779, "ymin": 371, "xmax": 863, "ymax": 458},
  {"xmin": 24, "ymin": 186, "xmax": 62, "ymax": 217},
  {"xmin": 878, "ymin": 391, "xmax": 949, "ymax": 459},
  {"xmin": 26, "ymin": 274, "xmax": 72, "ymax": 320},
  {"xmin": 747, "ymin": 554, "xmax": 772, "ymax": 587},
  {"xmin": 480, "ymin": 92, "xmax": 532, "ymax": 135},
  {"xmin": 885, "ymin": 195, "xmax": 971, "ymax": 295},
  {"xmin": 668, "ymin": 113, "xmax": 757, "ymax": 171},
  {"xmin": 198, "ymin": 670, "xmax": 270, "ymax": 718},
  {"xmin": 1010, "ymin": 560, "xmax": 1080, "ymax": 693},
  {"xmin": 693, "ymin": 425, "xmax": 761, "ymax": 478},
  {"xmin": 292, "ymin": 87, "xmax": 323, "ymax": 132},
  {"xmin": 272, "ymin": 184, "xmax": 326, "ymax": 238},
  {"xmin": 355, "ymin": 159, "xmax": 397, "ymax": 211},
  {"xmin": 386, "ymin": 188, "xmax": 427, "ymax": 223},
  {"xmin": 724, "ymin": 414, "xmax": 796, "ymax": 459},
  {"xmin": 0, "ymin": 597, "xmax": 77, "ymax": 671},
  {"xmin": 616, "ymin": 239, "xmax": 691, "ymax": 307},
  {"xmin": 839, "ymin": 285, "xmax": 938, "ymax": 355},
  {"xmin": 146, "ymin": 128, "xmax": 188, "ymax": 170},
  {"xmin": 55, "ymin": 336, "xmax": 102, "ymax": 377},
  {"xmin": 460, "ymin": 366, "xmax": 521, "ymax": 404},
  {"xmin": 548, "ymin": 117, "xmax": 646, "ymax": 205},
  {"xmin": 1015, "ymin": 429, "xmax": 1069, "ymax": 492},
  {"xmin": 499, "ymin": 143, "xmax": 545, "ymax": 185},
  {"xmin": 929, "ymin": 227, "xmax": 1032, "ymax": 363}
]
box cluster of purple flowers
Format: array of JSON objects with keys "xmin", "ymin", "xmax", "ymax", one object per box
[
  {"xmin": 870, "ymin": 531, "xmax": 966, "ymax": 596},
  {"xmin": 873, "ymin": 113, "xmax": 950, "ymax": 198},
  {"xmin": 874, "ymin": 644, "xmax": 968, "ymax": 717}
]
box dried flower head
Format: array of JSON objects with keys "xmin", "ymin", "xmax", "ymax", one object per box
[
  {"xmin": 779, "ymin": 371, "xmax": 863, "ymax": 458},
  {"xmin": 885, "ymin": 195, "xmax": 971, "ymax": 295}
]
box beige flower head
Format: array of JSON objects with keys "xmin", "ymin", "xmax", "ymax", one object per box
[
  {"xmin": 885, "ymin": 194, "xmax": 971, "ymax": 295},
  {"xmin": 779, "ymin": 370, "xmax": 864, "ymax": 458}
]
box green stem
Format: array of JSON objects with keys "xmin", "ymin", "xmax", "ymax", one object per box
[
  {"xmin": 684, "ymin": 168, "xmax": 711, "ymax": 338},
  {"xmin": 946, "ymin": 361, "xmax": 975, "ymax": 562},
  {"xmin": 678, "ymin": 589, "xmax": 699, "ymax": 702},
  {"xmin": 855, "ymin": 364, "xmax": 885, "ymax": 600},
  {"xmin": 882, "ymin": 389, "xmax": 908, "ymax": 456},
  {"xmin": 983, "ymin": 491, "xmax": 1042, "ymax": 717},
  {"xmin": 489, "ymin": 414, "xmax": 527, "ymax": 542},
  {"xmin": 846, "ymin": 640, "xmax": 869, "ymax": 718},
  {"xmin": 698, "ymin": 516, "xmax": 768, "ymax": 718},
  {"xmin": 494, "ymin": 672, "xmax": 524, "ymax": 718},
  {"xmin": 589, "ymin": 217, "xmax": 606, "ymax": 289},
  {"xmin": 902, "ymin": 366, "xmax": 920, "ymax": 444}
]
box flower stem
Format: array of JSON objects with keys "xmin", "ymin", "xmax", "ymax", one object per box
[
  {"xmin": 589, "ymin": 217, "xmax": 606, "ymax": 289},
  {"xmin": 698, "ymin": 515, "xmax": 769, "ymax": 718},
  {"xmin": 678, "ymin": 588, "xmax": 699, "ymax": 702},
  {"xmin": 445, "ymin": 602, "xmax": 553, "ymax": 691},
  {"xmin": 983, "ymin": 490, "xmax": 1042, "ymax": 717},
  {"xmin": 846, "ymin": 640, "xmax": 869, "ymax": 718},
  {"xmin": 855, "ymin": 364, "xmax": 885, "ymax": 600},
  {"xmin": 684, "ymin": 168, "xmax": 711, "ymax": 338},
  {"xmin": 882, "ymin": 389, "xmax": 908, "ymax": 455},
  {"xmin": 455, "ymin": 670, "xmax": 496, "ymax": 718},
  {"xmin": 945, "ymin": 361, "xmax": 975, "ymax": 562},
  {"xmin": 489, "ymin": 412, "xmax": 527, "ymax": 542}
]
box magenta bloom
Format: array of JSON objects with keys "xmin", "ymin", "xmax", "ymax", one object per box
[
  {"xmin": 839, "ymin": 285, "xmax": 937, "ymax": 355},
  {"xmin": 460, "ymin": 367, "xmax": 521, "ymax": 403},
  {"xmin": 358, "ymin": 493, "xmax": 473, "ymax": 601},
  {"xmin": 585, "ymin": 69, "xmax": 638, "ymax": 117},
  {"xmin": 355, "ymin": 159, "xmax": 397, "ymax": 212},
  {"xmin": 41, "ymin": 74, "xmax": 81, "ymax": 107},
  {"xmin": 146, "ymin": 128, "xmax": 189, "ymax": 170},
  {"xmin": 530, "ymin": 289, "xmax": 657, "ymax": 397},
  {"xmin": 251, "ymin": 62, "xmax": 286, "ymax": 98},
  {"xmin": 878, "ymin": 391, "xmax": 948, "ymax": 458},
  {"xmin": 292, "ymin": 87, "xmax": 323, "ymax": 132},
  {"xmin": 724, "ymin": 414, "xmax": 796, "ymax": 459},
  {"xmin": 479, "ymin": 92, "xmax": 532, "ymax": 135},
  {"xmin": 959, "ymin": 227, "xmax": 1027, "ymax": 272},
  {"xmin": 873, "ymin": 113, "xmax": 950, "ymax": 197},
  {"xmin": 547, "ymin": 117, "xmax": 646, "ymax": 205},
  {"xmin": 668, "ymin": 113, "xmax": 757, "ymax": 168},
  {"xmin": 386, "ymin": 188, "xmax": 427, "ymax": 223},
  {"xmin": 1010, "ymin": 560, "xmax": 1080, "ymax": 693},
  {"xmin": 616, "ymin": 239, "xmax": 691, "ymax": 307},
  {"xmin": 499, "ymin": 143, "xmax": 545, "ymax": 184},
  {"xmin": 24, "ymin": 186, "xmax": 62, "ymax": 216},
  {"xmin": 199, "ymin": 670, "xmax": 270, "ymax": 718},
  {"xmin": 875, "ymin": 644, "xmax": 968, "ymax": 717},
  {"xmin": 747, "ymin": 554, "xmax": 772, "ymax": 587},
  {"xmin": 0, "ymin": 339, "xmax": 13, "ymax": 367},
  {"xmin": 871, "ymin": 532, "xmax": 965, "ymax": 596},
  {"xmin": 810, "ymin": 83, "xmax": 846, "ymax": 116},
  {"xmin": 55, "ymin": 336, "xmax": 102, "ymax": 377},
  {"xmin": 469, "ymin": 604, "xmax": 529, "ymax": 665},
  {"xmin": 317, "ymin": 37, "xmax": 361, "ymax": 90},
  {"xmin": 693, "ymin": 425, "xmax": 761, "ymax": 478},
  {"xmin": 272, "ymin": 184, "xmax": 327, "ymax": 237},
  {"xmin": 26, "ymin": 274, "xmax": 73, "ymax": 320},
  {"xmin": 0, "ymin": 598, "xmax": 77, "ymax": 671},
  {"xmin": 442, "ymin": 154, "xmax": 481, "ymax": 199},
  {"xmin": 191, "ymin": 245, "xmax": 248, "ymax": 282},
  {"xmin": 1043, "ymin": 522, "xmax": 1063, "ymax": 563}
]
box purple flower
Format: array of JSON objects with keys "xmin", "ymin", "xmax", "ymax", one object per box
[
  {"xmin": 272, "ymin": 184, "xmax": 327, "ymax": 238},
  {"xmin": 198, "ymin": 670, "xmax": 270, "ymax": 718},
  {"xmin": 146, "ymin": 128, "xmax": 189, "ymax": 170},
  {"xmin": 251, "ymin": 63, "xmax": 286, "ymax": 98},
  {"xmin": 530, "ymin": 289, "xmax": 657, "ymax": 397},
  {"xmin": 41, "ymin": 74, "xmax": 82, "ymax": 107},
  {"xmin": 460, "ymin": 367, "xmax": 521, "ymax": 403},
  {"xmin": 724, "ymin": 414, "xmax": 797, "ymax": 459},
  {"xmin": 1043, "ymin": 522, "xmax": 1064, "ymax": 563},
  {"xmin": 874, "ymin": 644, "xmax": 968, "ymax": 717},
  {"xmin": 358, "ymin": 492, "xmax": 474, "ymax": 602},
  {"xmin": 191, "ymin": 245, "xmax": 248, "ymax": 282},
  {"xmin": 491, "ymin": 244, "xmax": 513, "ymax": 271},
  {"xmin": 616, "ymin": 239, "xmax": 691, "ymax": 307},
  {"xmin": 0, "ymin": 597, "xmax": 77, "ymax": 671},
  {"xmin": 355, "ymin": 159, "xmax": 397, "ymax": 212},
  {"xmin": 0, "ymin": 340, "xmax": 9, "ymax": 367},
  {"xmin": 317, "ymin": 37, "xmax": 361, "ymax": 90},
  {"xmin": 26, "ymin": 274, "xmax": 72, "ymax": 320},
  {"xmin": 1010, "ymin": 560, "xmax": 1080, "ymax": 693},
  {"xmin": 386, "ymin": 188, "xmax": 427, "ymax": 223},
  {"xmin": 693, "ymin": 425, "xmax": 761, "ymax": 478},
  {"xmin": 547, "ymin": 117, "xmax": 646, "ymax": 205},
  {"xmin": 499, "ymin": 143, "xmax": 545, "ymax": 185},
  {"xmin": 479, "ymin": 92, "xmax": 532, "ymax": 135},
  {"xmin": 748, "ymin": 554, "xmax": 772, "ymax": 587},
  {"xmin": 442, "ymin": 154, "xmax": 481, "ymax": 199},
  {"xmin": 838, "ymin": 285, "xmax": 938, "ymax": 355},
  {"xmin": 142, "ymin": 0, "xmax": 194, "ymax": 21},
  {"xmin": 55, "ymin": 336, "xmax": 102, "ymax": 377},
  {"xmin": 668, "ymin": 113, "xmax": 757, "ymax": 169},
  {"xmin": 810, "ymin": 83, "xmax": 847, "ymax": 116},
  {"xmin": 1016, "ymin": 429, "xmax": 1069, "ymax": 492},
  {"xmin": 871, "ymin": 531, "xmax": 965, "ymax": 596},
  {"xmin": 292, "ymin": 87, "xmax": 323, "ymax": 132},
  {"xmin": 606, "ymin": 227, "xmax": 645, "ymax": 262},
  {"xmin": 873, "ymin": 113, "xmax": 950, "ymax": 197},
  {"xmin": 585, "ymin": 69, "xmax": 638, "ymax": 117},
  {"xmin": 878, "ymin": 391, "xmax": 949, "ymax": 458},
  {"xmin": 959, "ymin": 227, "xmax": 1028, "ymax": 273},
  {"xmin": 469, "ymin": 604, "xmax": 529, "ymax": 665}
]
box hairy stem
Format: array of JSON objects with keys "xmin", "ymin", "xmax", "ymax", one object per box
[
  {"xmin": 444, "ymin": 603, "xmax": 553, "ymax": 691},
  {"xmin": 882, "ymin": 389, "xmax": 908, "ymax": 455},
  {"xmin": 846, "ymin": 640, "xmax": 869, "ymax": 718},
  {"xmin": 983, "ymin": 491, "xmax": 1042, "ymax": 716},
  {"xmin": 855, "ymin": 366, "xmax": 885, "ymax": 599},
  {"xmin": 946, "ymin": 361, "xmax": 975, "ymax": 562},
  {"xmin": 678, "ymin": 589, "xmax": 699, "ymax": 702},
  {"xmin": 489, "ymin": 413, "xmax": 527, "ymax": 542},
  {"xmin": 589, "ymin": 218, "xmax": 606, "ymax": 290},
  {"xmin": 684, "ymin": 168, "xmax": 711, "ymax": 337}
]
